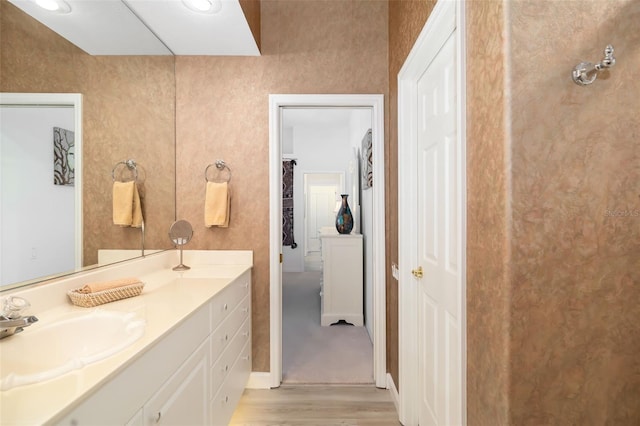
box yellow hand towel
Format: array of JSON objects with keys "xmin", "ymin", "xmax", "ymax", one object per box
[
  {"xmin": 113, "ymin": 181, "xmax": 134, "ymax": 226},
  {"xmin": 220, "ymin": 188, "xmax": 231, "ymax": 228},
  {"xmin": 77, "ymin": 277, "xmax": 142, "ymax": 294},
  {"xmin": 131, "ymin": 183, "xmax": 143, "ymax": 228},
  {"xmin": 205, "ymin": 181, "xmax": 230, "ymax": 227},
  {"xmin": 113, "ymin": 181, "xmax": 144, "ymax": 227}
]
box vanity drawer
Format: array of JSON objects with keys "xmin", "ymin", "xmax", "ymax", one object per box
[
  {"xmin": 210, "ymin": 272, "xmax": 250, "ymax": 328},
  {"xmin": 210, "ymin": 340, "xmax": 251, "ymax": 426},
  {"xmin": 210, "ymin": 294, "xmax": 250, "ymax": 365},
  {"xmin": 210, "ymin": 316, "xmax": 251, "ymax": 398}
]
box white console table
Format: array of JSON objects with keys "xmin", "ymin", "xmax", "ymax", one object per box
[{"xmin": 319, "ymin": 229, "xmax": 363, "ymax": 326}]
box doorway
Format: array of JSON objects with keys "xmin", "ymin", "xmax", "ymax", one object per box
[
  {"xmin": 268, "ymin": 94, "xmax": 386, "ymax": 389},
  {"xmin": 303, "ymin": 173, "xmax": 344, "ymax": 272}
]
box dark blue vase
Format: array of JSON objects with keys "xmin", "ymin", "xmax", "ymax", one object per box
[{"xmin": 335, "ymin": 194, "xmax": 354, "ymax": 234}]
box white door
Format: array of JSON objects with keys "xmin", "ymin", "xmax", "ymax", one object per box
[
  {"xmin": 416, "ymin": 30, "xmax": 462, "ymax": 425},
  {"xmin": 305, "ymin": 184, "xmax": 338, "ymax": 254}
]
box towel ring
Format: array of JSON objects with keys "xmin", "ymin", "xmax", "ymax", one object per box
[
  {"xmin": 205, "ymin": 159, "xmax": 232, "ymax": 183},
  {"xmin": 112, "ymin": 159, "xmax": 139, "ymax": 182}
]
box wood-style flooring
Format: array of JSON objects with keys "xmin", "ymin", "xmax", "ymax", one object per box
[{"xmin": 229, "ymin": 384, "xmax": 400, "ymax": 425}]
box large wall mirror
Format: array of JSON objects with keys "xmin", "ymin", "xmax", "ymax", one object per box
[{"xmin": 0, "ymin": 1, "xmax": 176, "ymax": 290}]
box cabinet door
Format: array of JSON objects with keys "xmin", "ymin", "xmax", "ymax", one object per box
[
  {"xmin": 144, "ymin": 341, "xmax": 208, "ymax": 426},
  {"xmin": 321, "ymin": 236, "xmax": 364, "ymax": 326}
]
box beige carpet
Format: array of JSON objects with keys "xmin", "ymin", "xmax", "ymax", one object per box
[{"xmin": 282, "ymin": 271, "xmax": 373, "ymax": 384}]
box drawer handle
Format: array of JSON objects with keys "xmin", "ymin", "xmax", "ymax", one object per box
[
  {"xmin": 222, "ymin": 364, "xmax": 229, "ymax": 372},
  {"xmin": 155, "ymin": 411, "xmax": 162, "ymax": 423},
  {"xmin": 242, "ymin": 331, "xmax": 249, "ymax": 338},
  {"xmin": 242, "ymin": 307, "xmax": 249, "ymax": 313},
  {"xmin": 242, "ymin": 355, "xmax": 250, "ymax": 361},
  {"xmin": 222, "ymin": 395, "xmax": 229, "ymax": 404},
  {"xmin": 244, "ymin": 283, "xmax": 249, "ymax": 288},
  {"xmin": 222, "ymin": 334, "xmax": 228, "ymax": 342},
  {"xmin": 223, "ymin": 303, "xmax": 228, "ymax": 311}
]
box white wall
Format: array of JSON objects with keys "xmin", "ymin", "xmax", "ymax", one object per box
[
  {"xmin": 350, "ymin": 109, "xmax": 374, "ymax": 339},
  {"xmin": 282, "ymin": 126, "xmax": 294, "ymax": 155},
  {"xmin": 1, "ymin": 106, "xmax": 75, "ymax": 285},
  {"xmin": 282, "ymin": 124, "xmax": 351, "ymax": 272}
]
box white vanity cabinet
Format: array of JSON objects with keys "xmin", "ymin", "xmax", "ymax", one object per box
[
  {"xmin": 319, "ymin": 231, "xmax": 363, "ymax": 326},
  {"xmin": 209, "ymin": 271, "xmax": 252, "ymax": 426},
  {"xmin": 55, "ymin": 269, "xmax": 252, "ymax": 426}
]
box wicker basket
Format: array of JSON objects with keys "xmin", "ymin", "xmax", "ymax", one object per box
[{"xmin": 67, "ymin": 282, "xmax": 145, "ymax": 308}]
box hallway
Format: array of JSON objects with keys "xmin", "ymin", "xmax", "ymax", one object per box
[{"xmin": 282, "ymin": 271, "xmax": 373, "ymax": 384}]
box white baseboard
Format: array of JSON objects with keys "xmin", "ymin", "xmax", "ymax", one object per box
[
  {"xmin": 387, "ymin": 373, "xmax": 400, "ymax": 414},
  {"xmin": 246, "ymin": 372, "xmax": 272, "ymax": 389}
]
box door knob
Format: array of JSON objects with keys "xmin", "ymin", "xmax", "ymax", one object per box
[{"xmin": 412, "ymin": 266, "xmax": 423, "ymax": 278}]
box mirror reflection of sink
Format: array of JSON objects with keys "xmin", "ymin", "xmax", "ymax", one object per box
[{"xmin": 0, "ymin": 310, "xmax": 145, "ymax": 391}]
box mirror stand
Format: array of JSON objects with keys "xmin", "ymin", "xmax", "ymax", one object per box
[
  {"xmin": 169, "ymin": 220, "xmax": 193, "ymax": 271},
  {"xmin": 174, "ymin": 244, "xmax": 189, "ymax": 271}
]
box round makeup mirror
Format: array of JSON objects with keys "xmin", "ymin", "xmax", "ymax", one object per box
[{"xmin": 169, "ymin": 220, "xmax": 193, "ymax": 271}]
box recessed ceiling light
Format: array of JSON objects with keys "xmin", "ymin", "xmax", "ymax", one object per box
[
  {"xmin": 34, "ymin": 0, "xmax": 71, "ymax": 13},
  {"xmin": 182, "ymin": 0, "xmax": 222, "ymax": 14}
]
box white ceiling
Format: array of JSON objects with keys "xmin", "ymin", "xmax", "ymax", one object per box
[{"xmin": 8, "ymin": 0, "xmax": 260, "ymax": 56}]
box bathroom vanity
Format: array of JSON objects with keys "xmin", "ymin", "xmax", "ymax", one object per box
[{"xmin": 0, "ymin": 250, "xmax": 252, "ymax": 425}]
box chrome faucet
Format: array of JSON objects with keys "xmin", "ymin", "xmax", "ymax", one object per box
[{"xmin": 0, "ymin": 296, "xmax": 38, "ymax": 340}]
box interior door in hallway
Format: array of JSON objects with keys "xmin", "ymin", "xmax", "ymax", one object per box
[
  {"xmin": 305, "ymin": 185, "xmax": 337, "ymax": 254},
  {"xmin": 416, "ymin": 30, "xmax": 462, "ymax": 425},
  {"xmin": 303, "ymin": 173, "xmax": 342, "ymax": 258}
]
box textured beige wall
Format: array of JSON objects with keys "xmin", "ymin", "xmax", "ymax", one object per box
[
  {"xmin": 466, "ymin": 0, "xmax": 511, "ymax": 424},
  {"xmin": 0, "ymin": 1, "xmax": 176, "ymax": 267},
  {"xmin": 466, "ymin": 0, "xmax": 640, "ymax": 424},
  {"xmin": 387, "ymin": 0, "xmax": 436, "ymax": 390},
  {"xmin": 81, "ymin": 55, "xmax": 175, "ymax": 264},
  {"xmin": 175, "ymin": 0, "xmax": 388, "ymax": 372},
  {"xmin": 508, "ymin": 1, "xmax": 640, "ymax": 423}
]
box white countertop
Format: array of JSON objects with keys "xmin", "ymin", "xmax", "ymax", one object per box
[{"xmin": 0, "ymin": 250, "xmax": 252, "ymax": 425}]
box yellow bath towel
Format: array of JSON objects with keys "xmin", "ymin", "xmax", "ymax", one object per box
[
  {"xmin": 113, "ymin": 181, "xmax": 143, "ymax": 227},
  {"xmin": 205, "ymin": 181, "xmax": 230, "ymax": 227},
  {"xmin": 77, "ymin": 277, "xmax": 142, "ymax": 294}
]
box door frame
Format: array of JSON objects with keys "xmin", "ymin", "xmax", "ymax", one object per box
[
  {"xmin": 268, "ymin": 94, "xmax": 386, "ymax": 388},
  {"xmin": 397, "ymin": 1, "xmax": 467, "ymax": 424}
]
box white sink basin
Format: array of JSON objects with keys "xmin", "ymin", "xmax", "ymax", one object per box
[{"xmin": 0, "ymin": 309, "xmax": 145, "ymax": 391}]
